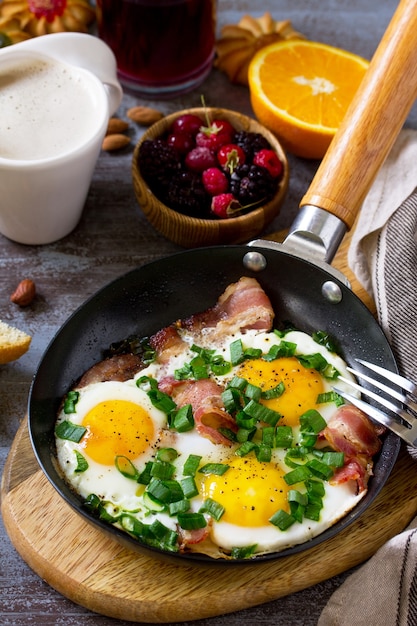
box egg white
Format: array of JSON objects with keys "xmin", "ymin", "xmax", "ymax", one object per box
[{"xmin": 56, "ymin": 327, "xmax": 365, "ymax": 558}]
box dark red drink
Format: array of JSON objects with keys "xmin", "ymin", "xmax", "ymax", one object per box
[{"xmin": 96, "ymin": 0, "xmax": 216, "ymax": 97}]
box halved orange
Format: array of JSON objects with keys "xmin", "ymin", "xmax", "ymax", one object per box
[{"xmin": 248, "ymin": 39, "xmax": 369, "ymax": 159}]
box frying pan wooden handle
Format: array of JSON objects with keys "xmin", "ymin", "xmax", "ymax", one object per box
[{"xmin": 300, "ymin": 0, "xmax": 417, "ymax": 229}]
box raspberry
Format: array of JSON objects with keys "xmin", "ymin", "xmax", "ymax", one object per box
[
  {"xmin": 202, "ymin": 168, "xmax": 229, "ymax": 196},
  {"xmin": 217, "ymin": 143, "xmax": 246, "ymax": 174},
  {"xmin": 171, "ymin": 114, "xmax": 203, "ymax": 137},
  {"xmin": 196, "ymin": 119, "xmax": 234, "ymax": 151},
  {"xmin": 185, "ymin": 146, "xmax": 217, "ymax": 173},
  {"xmin": 211, "ymin": 193, "xmax": 242, "ymax": 219},
  {"xmin": 253, "ymin": 149, "xmax": 283, "ymax": 178}
]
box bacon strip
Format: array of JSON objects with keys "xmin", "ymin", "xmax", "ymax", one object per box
[
  {"xmin": 159, "ymin": 376, "xmax": 237, "ymax": 446},
  {"xmin": 181, "ymin": 276, "xmax": 274, "ymax": 336},
  {"xmin": 321, "ymin": 404, "xmax": 382, "ymax": 492},
  {"xmin": 77, "ymin": 354, "xmax": 144, "ymax": 387}
]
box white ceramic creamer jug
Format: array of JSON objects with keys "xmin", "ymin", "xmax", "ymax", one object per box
[{"xmin": 0, "ymin": 33, "xmax": 123, "ymax": 245}]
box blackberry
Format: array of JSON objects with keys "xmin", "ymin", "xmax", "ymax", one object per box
[
  {"xmin": 167, "ymin": 171, "xmax": 211, "ymax": 217},
  {"xmin": 230, "ymin": 163, "xmax": 278, "ymax": 207},
  {"xmin": 138, "ymin": 139, "xmax": 181, "ymax": 197},
  {"xmin": 234, "ymin": 131, "xmax": 271, "ymax": 161}
]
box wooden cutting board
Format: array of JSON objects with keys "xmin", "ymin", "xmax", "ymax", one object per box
[{"xmin": 2, "ymin": 234, "xmax": 417, "ymax": 623}]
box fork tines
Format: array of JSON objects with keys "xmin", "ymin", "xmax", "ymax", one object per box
[{"xmin": 334, "ymin": 359, "xmax": 417, "ymax": 448}]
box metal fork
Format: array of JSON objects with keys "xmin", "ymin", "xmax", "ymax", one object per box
[{"xmin": 333, "ymin": 359, "xmax": 417, "ymax": 448}]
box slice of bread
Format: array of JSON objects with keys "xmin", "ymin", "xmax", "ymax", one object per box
[{"xmin": 0, "ymin": 320, "xmax": 32, "ymax": 364}]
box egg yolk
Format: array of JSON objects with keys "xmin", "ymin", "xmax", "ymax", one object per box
[
  {"xmin": 81, "ymin": 399, "xmax": 155, "ymax": 465},
  {"xmin": 238, "ymin": 356, "xmax": 324, "ymax": 427},
  {"xmin": 200, "ymin": 455, "xmax": 290, "ymax": 527}
]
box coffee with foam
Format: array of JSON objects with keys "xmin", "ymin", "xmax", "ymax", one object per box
[{"xmin": 0, "ymin": 56, "xmax": 99, "ymax": 161}]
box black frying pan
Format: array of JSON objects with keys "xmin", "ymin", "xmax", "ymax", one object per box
[{"xmin": 29, "ymin": 0, "xmax": 417, "ymax": 564}]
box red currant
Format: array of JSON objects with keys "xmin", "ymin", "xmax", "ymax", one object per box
[{"xmin": 171, "ymin": 114, "xmax": 203, "ymax": 137}]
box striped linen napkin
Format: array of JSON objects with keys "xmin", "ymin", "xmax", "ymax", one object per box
[{"xmin": 319, "ymin": 128, "xmax": 417, "ymax": 626}]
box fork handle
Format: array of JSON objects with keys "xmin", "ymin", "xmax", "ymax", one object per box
[{"xmin": 300, "ymin": 0, "xmax": 417, "ymax": 229}]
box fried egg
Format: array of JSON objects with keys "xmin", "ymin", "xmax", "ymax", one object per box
[{"xmin": 55, "ymin": 327, "xmax": 365, "ymax": 559}]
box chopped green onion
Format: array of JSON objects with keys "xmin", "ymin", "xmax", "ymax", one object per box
[
  {"xmin": 137, "ymin": 461, "xmax": 153, "ymax": 485},
  {"xmin": 143, "ymin": 491, "xmax": 166, "ymax": 512},
  {"xmin": 261, "ymin": 426, "xmax": 275, "ymax": 447},
  {"xmin": 299, "ymin": 432, "xmax": 318, "ymax": 448},
  {"xmin": 306, "ymin": 479, "xmax": 325, "ymax": 498},
  {"xmin": 147, "ymin": 477, "xmax": 184, "ymax": 504},
  {"xmin": 255, "ymin": 443, "xmax": 272, "ymax": 463},
  {"xmin": 221, "ymin": 387, "xmax": 242, "ymax": 413},
  {"xmin": 136, "ymin": 375, "xmax": 158, "ymax": 390},
  {"xmin": 55, "ymin": 420, "xmax": 86, "ymax": 443},
  {"xmin": 180, "ymin": 476, "xmax": 199, "ymax": 498},
  {"xmin": 150, "ymin": 460, "xmax": 175, "ymax": 480},
  {"xmin": 317, "ymin": 391, "xmax": 344, "ymax": 406},
  {"xmin": 297, "ymin": 352, "xmax": 328, "ymax": 372},
  {"xmin": 312, "ymin": 330, "xmax": 340, "ymax": 353},
  {"xmin": 183, "ymin": 454, "xmax": 202, "ymax": 476},
  {"xmin": 263, "ymin": 341, "xmax": 296, "ymax": 361},
  {"xmin": 243, "ymin": 347, "xmax": 262, "ymax": 359},
  {"xmin": 275, "ymin": 426, "xmax": 293, "ymax": 448},
  {"xmin": 244, "ymin": 382, "xmax": 262, "ymax": 402},
  {"xmin": 156, "ymin": 447, "xmax": 178, "ymax": 463},
  {"xmin": 235, "ymin": 440, "xmax": 258, "ymax": 457},
  {"xmin": 304, "ymin": 502, "xmax": 322, "ymax": 521},
  {"xmin": 199, "ymin": 498, "xmax": 225, "ymax": 521},
  {"xmin": 177, "ymin": 512, "xmax": 207, "ymax": 530},
  {"xmin": 288, "ymin": 489, "xmax": 308, "ymax": 506},
  {"xmin": 236, "ymin": 427, "xmax": 257, "ymax": 443},
  {"xmin": 322, "ymin": 451, "xmax": 344, "ymax": 467},
  {"xmin": 284, "ymin": 465, "xmax": 312, "ymax": 485},
  {"xmin": 243, "ymin": 399, "xmax": 282, "ymax": 427},
  {"xmin": 231, "ymin": 545, "xmax": 258, "ymax": 559},
  {"xmin": 289, "ymin": 501, "xmax": 305, "ymax": 523},
  {"xmin": 210, "ymin": 355, "xmax": 232, "ymax": 376},
  {"xmin": 74, "ymin": 450, "xmax": 88, "ymax": 473},
  {"xmin": 322, "ymin": 363, "xmax": 340, "ymax": 380},
  {"xmin": 269, "ymin": 509, "xmax": 296, "ymax": 530},
  {"xmin": 306, "ymin": 458, "xmax": 334, "ymax": 480},
  {"xmin": 236, "ymin": 412, "xmax": 257, "ymax": 430},
  {"xmin": 198, "ymin": 463, "xmax": 230, "ymax": 476},
  {"xmin": 262, "ymin": 382, "xmax": 285, "ymax": 399},
  {"xmin": 169, "ymin": 499, "xmax": 190, "ymax": 516},
  {"xmin": 115, "ymin": 455, "xmax": 140, "ymax": 480},
  {"xmin": 218, "ymin": 427, "xmax": 238, "ymax": 442},
  {"xmin": 147, "ymin": 388, "xmax": 177, "ymax": 414},
  {"xmin": 228, "ymin": 376, "xmax": 247, "ymax": 391},
  {"xmin": 171, "ymin": 404, "xmax": 194, "ymax": 432},
  {"xmin": 189, "ymin": 355, "xmax": 210, "ymax": 380},
  {"xmin": 63, "ymin": 390, "xmax": 80, "ymax": 414},
  {"xmin": 230, "ymin": 339, "xmax": 244, "ymax": 365},
  {"xmin": 299, "ymin": 409, "xmax": 327, "ymax": 434}
]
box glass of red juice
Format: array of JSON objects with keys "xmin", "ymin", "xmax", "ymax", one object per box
[{"xmin": 96, "ymin": 0, "xmax": 217, "ymax": 97}]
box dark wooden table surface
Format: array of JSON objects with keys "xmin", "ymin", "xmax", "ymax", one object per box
[{"xmin": 1, "ymin": 1, "xmax": 417, "ymax": 624}]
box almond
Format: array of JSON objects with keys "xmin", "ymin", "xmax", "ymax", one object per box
[
  {"xmin": 127, "ymin": 106, "xmax": 164, "ymax": 126},
  {"xmin": 10, "ymin": 279, "xmax": 36, "ymax": 307},
  {"xmin": 102, "ymin": 134, "xmax": 131, "ymax": 151},
  {"xmin": 106, "ymin": 117, "xmax": 130, "ymax": 135}
]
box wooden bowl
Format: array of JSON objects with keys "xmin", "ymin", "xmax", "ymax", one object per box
[{"xmin": 132, "ymin": 107, "xmax": 289, "ymax": 248}]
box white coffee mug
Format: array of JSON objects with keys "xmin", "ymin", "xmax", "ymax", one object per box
[{"xmin": 0, "ymin": 33, "xmax": 123, "ymax": 245}]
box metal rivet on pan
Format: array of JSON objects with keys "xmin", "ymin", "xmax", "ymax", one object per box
[
  {"xmin": 243, "ymin": 251, "xmax": 267, "ymax": 272},
  {"xmin": 322, "ymin": 280, "xmax": 343, "ymax": 303}
]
